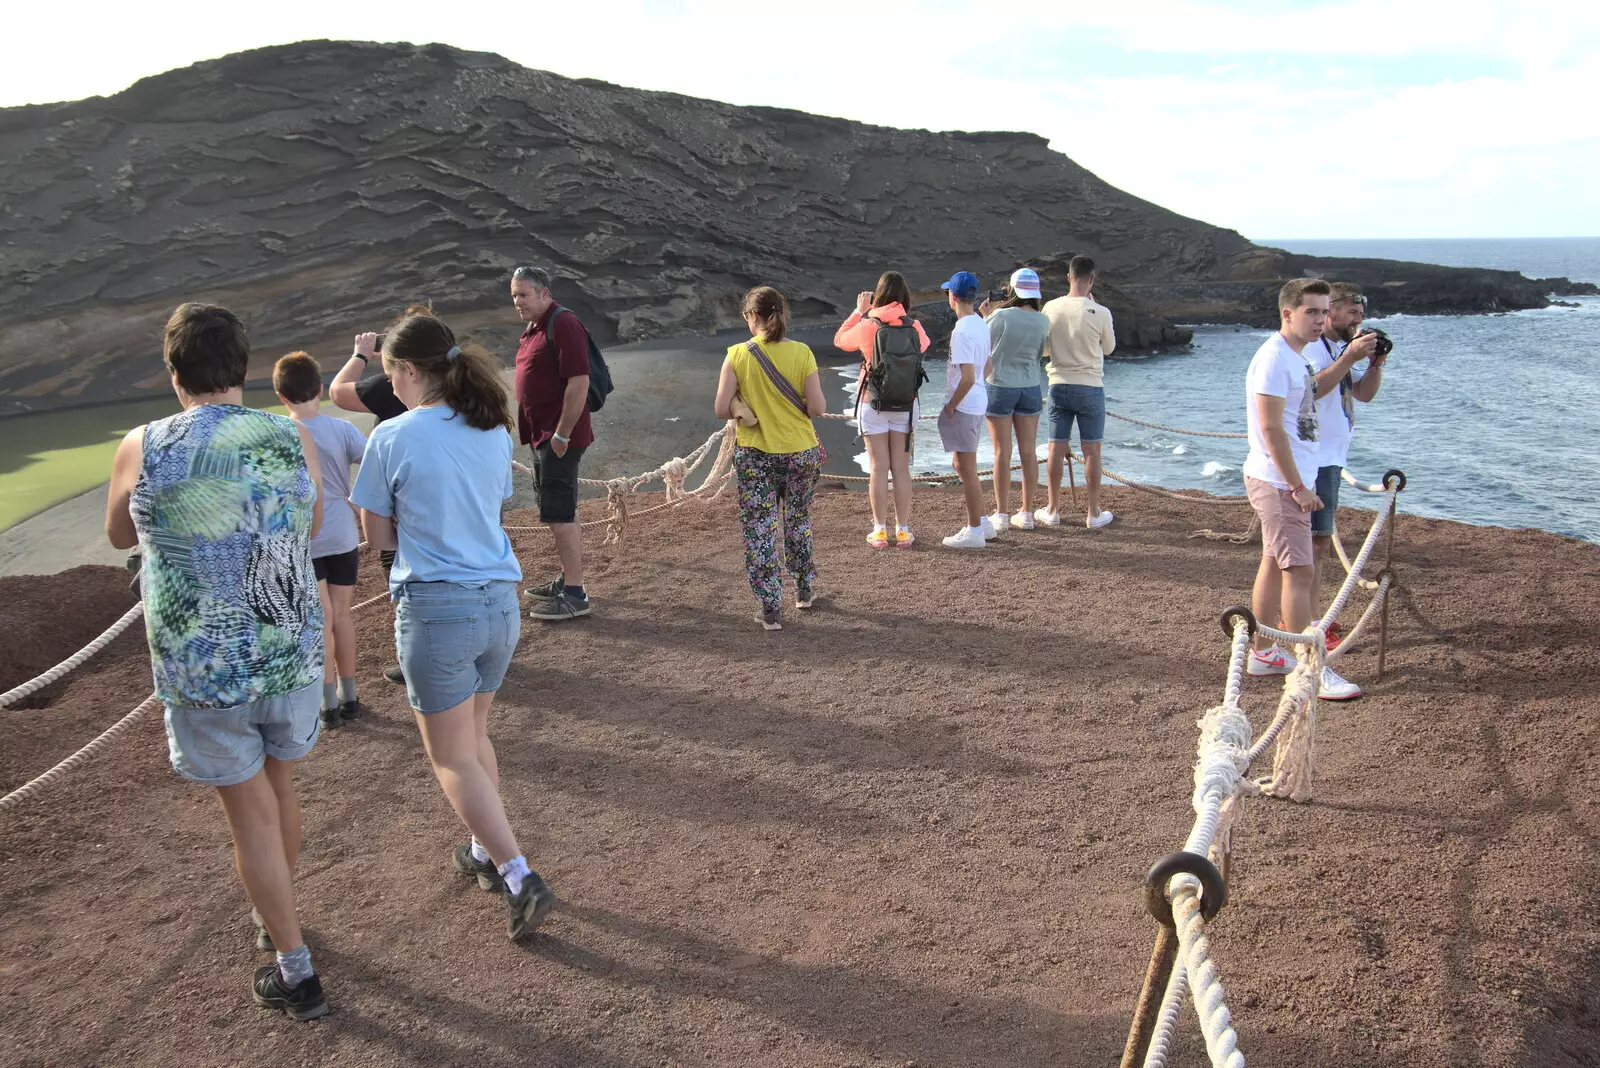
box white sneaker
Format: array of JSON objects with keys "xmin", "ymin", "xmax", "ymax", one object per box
[
  {"xmin": 1011, "ymin": 511, "xmax": 1036, "ymax": 530},
  {"xmin": 1318, "ymin": 667, "xmax": 1362, "ymax": 701},
  {"xmin": 987, "ymin": 512, "xmax": 1010, "ymax": 535},
  {"xmin": 1247, "ymin": 645, "xmax": 1298, "ymax": 676},
  {"xmin": 942, "ymin": 526, "xmax": 987, "ymax": 550},
  {"xmin": 1086, "ymin": 509, "xmax": 1115, "ymax": 530},
  {"xmin": 980, "ymin": 516, "xmax": 997, "ymax": 540},
  {"xmin": 1033, "ymin": 507, "xmax": 1061, "ymax": 527}
]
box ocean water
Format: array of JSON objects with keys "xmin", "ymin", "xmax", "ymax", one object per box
[{"xmin": 842, "ymin": 238, "xmax": 1600, "ymax": 544}]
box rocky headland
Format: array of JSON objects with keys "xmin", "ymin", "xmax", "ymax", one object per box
[{"xmin": 1, "ymin": 40, "xmax": 1593, "ymax": 414}]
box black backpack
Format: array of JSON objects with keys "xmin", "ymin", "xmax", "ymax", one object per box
[
  {"xmin": 553, "ymin": 306, "xmax": 614, "ymax": 413},
  {"xmin": 857, "ymin": 314, "xmax": 927, "ymax": 413}
]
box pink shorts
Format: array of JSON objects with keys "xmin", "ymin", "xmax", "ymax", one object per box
[{"xmin": 1245, "ymin": 476, "xmax": 1313, "ymax": 570}]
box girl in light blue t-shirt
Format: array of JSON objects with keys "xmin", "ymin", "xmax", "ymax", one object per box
[{"xmin": 349, "ymin": 313, "xmax": 553, "ymax": 942}]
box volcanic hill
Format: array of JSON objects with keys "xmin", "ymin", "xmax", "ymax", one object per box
[{"xmin": 0, "ymin": 40, "xmax": 1591, "ymax": 413}]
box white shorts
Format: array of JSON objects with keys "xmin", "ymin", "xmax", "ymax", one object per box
[{"xmin": 858, "ymin": 401, "xmax": 916, "ymax": 436}]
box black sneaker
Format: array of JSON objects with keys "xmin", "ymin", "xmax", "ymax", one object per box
[
  {"xmin": 452, "ymin": 843, "xmax": 503, "ymax": 892},
  {"xmin": 522, "ymin": 575, "xmax": 565, "ymax": 601},
  {"xmin": 339, "ymin": 699, "xmax": 366, "ymax": 721},
  {"xmin": 319, "ymin": 706, "xmax": 341, "ymax": 731},
  {"xmin": 529, "ymin": 590, "xmax": 591, "ymax": 621},
  {"xmin": 383, "ymin": 664, "xmax": 405, "ymax": 685},
  {"xmin": 505, "ymin": 871, "xmax": 556, "ymax": 942},
  {"xmin": 250, "ymin": 908, "xmax": 274, "ymax": 952},
  {"xmin": 252, "ymin": 965, "xmax": 330, "ymax": 1021}
]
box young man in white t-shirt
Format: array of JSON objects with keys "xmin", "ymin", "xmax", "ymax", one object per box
[
  {"xmin": 1242, "ymin": 278, "xmax": 1351, "ymax": 697},
  {"xmin": 1308, "ymin": 282, "xmax": 1385, "ymax": 659},
  {"xmin": 938, "ymin": 271, "xmax": 993, "ymax": 549}
]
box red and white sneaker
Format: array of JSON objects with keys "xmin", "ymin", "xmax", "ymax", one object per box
[
  {"xmin": 1325, "ymin": 621, "xmax": 1344, "ymax": 652},
  {"xmin": 1247, "ymin": 645, "xmax": 1298, "ymax": 676}
]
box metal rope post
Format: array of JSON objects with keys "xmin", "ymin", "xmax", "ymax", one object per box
[
  {"xmin": 1067, "ymin": 452, "xmax": 1078, "ymax": 507},
  {"xmin": 1120, "ymin": 927, "xmax": 1178, "ymax": 1068}
]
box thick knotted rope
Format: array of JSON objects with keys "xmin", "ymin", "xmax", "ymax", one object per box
[{"xmin": 2, "ymin": 602, "xmax": 145, "ymax": 710}]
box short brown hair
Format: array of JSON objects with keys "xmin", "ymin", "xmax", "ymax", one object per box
[
  {"xmin": 871, "ymin": 271, "xmax": 913, "ymax": 311},
  {"xmin": 1329, "ymin": 282, "xmax": 1364, "ymax": 305},
  {"xmin": 1069, "ymin": 255, "xmax": 1096, "ymax": 280},
  {"xmin": 1278, "ymin": 278, "xmax": 1332, "ymax": 311},
  {"xmin": 163, "ymin": 303, "xmax": 249, "ymax": 396},
  {"xmin": 272, "ymin": 351, "xmax": 323, "ymax": 404},
  {"xmin": 741, "ymin": 286, "xmax": 789, "ymax": 343}
]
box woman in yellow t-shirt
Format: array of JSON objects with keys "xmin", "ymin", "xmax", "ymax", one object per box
[{"xmin": 713, "ymin": 287, "xmax": 827, "ymax": 630}]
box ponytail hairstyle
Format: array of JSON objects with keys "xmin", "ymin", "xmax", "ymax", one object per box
[
  {"xmin": 999, "ymin": 294, "xmax": 1043, "ymax": 312},
  {"xmin": 381, "ymin": 314, "xmax": 512, "ymax": 432},
  {"xmin": 741, "ymin": 286, "xmax": 789, "ymax": 343},
  {"xmin": 871, "ymin": 271, "xmax": 913, "ymax": 311}
]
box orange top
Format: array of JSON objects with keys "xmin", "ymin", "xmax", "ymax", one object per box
[{"xmin": 833, "ymin": 303, "xmax": 931, "ymax": 362}]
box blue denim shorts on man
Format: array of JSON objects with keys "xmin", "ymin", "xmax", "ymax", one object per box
[
  {"xmin": 985, "ymin": 384, "xmax": 1044, "ymax": 418},
  {"xmin": 1048, "ymin": 384, "xmax": 1106, "ymax": 443},
  {"xmin": 1311, "ymin": 464, "xmax": 1342, "ymax": 536},
  {"xmin": 164, "ymin": 678, "xmax": 321, "ymax": 788},
  {"xmin": 394, "ymin": 580, "xmax": 521, "ymax": 714}
]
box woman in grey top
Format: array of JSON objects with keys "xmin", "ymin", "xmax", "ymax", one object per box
[{"xmin": 981, "ymin": 268, "xmax": 1050, "ymax": 532}]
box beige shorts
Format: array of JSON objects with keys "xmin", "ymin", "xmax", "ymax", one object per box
[{"xmin": 1245, "ymin": 476, "xmax": 1313, "ymax": 570}]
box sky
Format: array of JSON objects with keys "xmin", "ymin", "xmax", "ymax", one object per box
[{"xmin": 6, "ymin": 1, "xmax": 1598, "ymax": 240}]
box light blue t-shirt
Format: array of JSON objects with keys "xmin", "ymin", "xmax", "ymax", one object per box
[
  {"xmin": 349, "ymin": 406, "xmax": 522, "ymax": 594},
  {"xmin": 300, "ymin": 413, "xmax": 367, "ymax": 559}
]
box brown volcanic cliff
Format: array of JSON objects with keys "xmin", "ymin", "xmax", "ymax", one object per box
[{"xmin": 0, "ymin": 40, "xmax": 1589, "ymax": 413}]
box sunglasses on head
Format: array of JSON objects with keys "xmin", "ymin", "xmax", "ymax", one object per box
[{"xmin": 1333, "ymin": 295, "xmax": 1368, "ymax": 307}]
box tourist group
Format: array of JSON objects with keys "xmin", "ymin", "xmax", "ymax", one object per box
[{"xmin": 99, "ymin": 259, "xmax": 1385, "ymax": 1019}]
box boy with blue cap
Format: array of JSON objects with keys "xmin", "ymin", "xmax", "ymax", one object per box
[{"xmin": 938, "ymin": 271, "xmax": 993, "ymax": 549}]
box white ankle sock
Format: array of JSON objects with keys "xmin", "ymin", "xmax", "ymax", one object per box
[
  {"xmin": 470, "ymin": 837, "xmax": 490, "ymax": 864},
  {"xmin": 498, "ymin": 855, "xmax": 530, "ymax": 896}
]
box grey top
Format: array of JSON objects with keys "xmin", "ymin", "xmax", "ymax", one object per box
[
  {"xmin": 300, "ymin": 414, "xmax": 367, "ymax": 558},
  {"xmin": 985, "ymin": 307, "xmax": 1050, "ymax": 389}
]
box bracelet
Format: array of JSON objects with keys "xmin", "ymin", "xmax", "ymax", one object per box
[
  {"xmin": 552, "ymin": 432, "xmax": 569, "ymax": 444},
  {"xmin": 353, "ymin": 351, "xmax": 367, "ymax": 363},
  {"xmin": 1289, "ymin": 484, "xmax": 1306, "ymax": 494}
]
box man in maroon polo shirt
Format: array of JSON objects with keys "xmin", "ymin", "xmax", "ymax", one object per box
[{"xmin": 512, "ymin": 266, "xmax": 593, "ymax": 620}]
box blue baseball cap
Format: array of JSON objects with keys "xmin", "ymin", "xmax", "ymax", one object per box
[{"xmin": 940, "ymin": 271, "xmax": 980, "ymax": 300}]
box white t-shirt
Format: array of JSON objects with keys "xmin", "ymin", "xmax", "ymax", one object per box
[
  {"xmin": 1243, "ymin": 333, "xmax": 1320, "ymax": 489},
  {"xmin": 947, "ymin": 314, "xmax": 990, "ymax": 416},
  {"xmin": 1307, "ymin": 336, "xmax": 1367, "ymax": 469}
]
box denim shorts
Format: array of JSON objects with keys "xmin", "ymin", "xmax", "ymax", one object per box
[
  {"xmin": 164, "ymin": 678, "xmax": 321, "ymax": 788},
  {"xmin": 1311, "ymin": 465, "xmax": 1342, "ymax": 535},
  {"xmin": 986, "ymin": 384, "xmax": 1044, "ymax": 418},
  {"xmin": 394, "ymin": 580, "xmax": 521, "ymax": 714},
  {"xmin": 1048, "ymin": 384, "xmax": 1106, "ymax": 443}
]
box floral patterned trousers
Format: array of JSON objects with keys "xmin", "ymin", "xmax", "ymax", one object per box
[{"xmin": 734, "ymin": 445, "xmax": 824, "ymax": 615}]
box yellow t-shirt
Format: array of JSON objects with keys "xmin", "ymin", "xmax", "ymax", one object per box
[{"xmin": 727, "ymin": 338, "xmax": 820, "ymax": 454}]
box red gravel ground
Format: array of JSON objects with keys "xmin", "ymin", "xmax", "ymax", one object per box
[{"xmin": 2, "ymin": 485, "xmax": 1597, "ymax": 1068}]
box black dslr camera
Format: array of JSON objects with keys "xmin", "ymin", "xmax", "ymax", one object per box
[{"xmin": 1354, "ymin": 327, "xmax": 1393, "ymax": 359}]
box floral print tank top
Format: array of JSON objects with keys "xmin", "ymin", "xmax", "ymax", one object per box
[{"xmin": 129, "ymin": 404, "xmax": 322, "ymax": 708}]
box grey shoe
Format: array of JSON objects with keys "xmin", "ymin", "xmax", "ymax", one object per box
[
  {"xmin": 522, "ymin": 575, "xmax": 565, "ymax": 601},
  {"xmin": 530, "ymin": 590, "xmax": 591, "ymax": 621},
  {"xmin": 795, "ymin": 584, "xmax": 815, "ymax": 610},
  {"xmin": 757, "ymin": 610, "xmax": 782, "ymax": 631},
  {"xmin": 505, "ymin": 871, "xmax": 556, "ymax": 942},
  {"xmin": 383, "ymin": 664, "xmax": 405, "ymax": 685},
  {"xmin": 453, "ymin": 843, "xmax": 503, "ymax": 892},
  {"xmin": 251, "ymin": 907, "xmax": 274, "ymax": 952}
]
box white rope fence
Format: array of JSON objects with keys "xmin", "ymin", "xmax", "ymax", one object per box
[
  {"xmin": 1, "ymin": 602, "xmax": 145, "ymax": 710},
  {"xmin": 0, "ymin": 694, "xmax": 161, "ymax": 812},
  {"xmin": 1133, "ymin": 473, "xmax": 1405, "ymax": 1067}
]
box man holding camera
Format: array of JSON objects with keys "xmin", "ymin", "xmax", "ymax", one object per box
[{"xmin": 1308, "ymin": 282, "xmax": 1386, "ymax": 667}]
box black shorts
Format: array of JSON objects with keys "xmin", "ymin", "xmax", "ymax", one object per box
[
  {"xmin": 532, "ymin": 443, "xmax": 586, "ymax": 524},
  {"xmin": 313, "ymin": 548, "xmax": 360, "ymax": 587}
]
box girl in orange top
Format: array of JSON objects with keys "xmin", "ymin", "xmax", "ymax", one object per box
[{"xmin": 833, "ymin": 271, "xmax": 931, "ymax": 548}]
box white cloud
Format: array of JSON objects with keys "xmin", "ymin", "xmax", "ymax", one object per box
[{"xmin": 5, "ymin": 0, "xmax": 1598, "ymax": 238}]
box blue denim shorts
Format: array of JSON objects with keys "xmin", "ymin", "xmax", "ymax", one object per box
[
  {"xmin": 164, "ymin": 679, "xmax": 321, "ymax": 787},
  {"xmin": 985, "ymin": 384, "xmax": 1044, "ymax": 418},
  {"xmin": 1048, "ymin": 384, "xmax": 1106, "ymax": 443},
  {"xmin": 1311, "ymin": 465, "xmax": 1342, "ymax": 535},
  {"xmin": 394, "ymin": 580, "xmax": 521, "ymax": 714}
]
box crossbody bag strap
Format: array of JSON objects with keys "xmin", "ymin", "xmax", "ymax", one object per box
[{"xmin": 745, "ymin": 340, "xmax": 808, "ymax": 415}]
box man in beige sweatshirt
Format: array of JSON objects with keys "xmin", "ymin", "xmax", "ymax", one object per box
[{"xmin": 1037, "ymin": 255, "xmax": 1117, "ymax": 529}]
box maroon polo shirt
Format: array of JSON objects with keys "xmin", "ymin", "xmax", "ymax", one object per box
[{"xmin": 515, "ymin": 304, "xmax": 594, "ymax": 449}]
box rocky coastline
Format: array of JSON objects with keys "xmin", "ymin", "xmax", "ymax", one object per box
[{"xmin": 1, "ymin": 39, "xmax": 1592, "ymax": 416}]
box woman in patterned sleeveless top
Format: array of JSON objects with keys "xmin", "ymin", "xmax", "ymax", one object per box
[{"xmin": 105, "ymin": 303, "xmax": 332, "ymax": 1020}]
